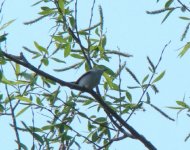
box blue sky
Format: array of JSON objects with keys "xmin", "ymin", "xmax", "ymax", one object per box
[{"xmin": 1, "ymin": 0, "xmax": 190, "ymax": 149}]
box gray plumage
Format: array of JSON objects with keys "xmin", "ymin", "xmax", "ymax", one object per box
[{"xmin": 75, "ymin": 68, "xmax": 105, "ymax": 89}]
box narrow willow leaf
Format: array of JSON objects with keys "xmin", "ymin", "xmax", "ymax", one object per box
[
  {"xmin": 16, "ymin": 141, "xmax": 28, "ymax": 150},
  {"xmin": 95, "ymin": 117, "xmax": 107, "ymax": 123},
  {"xmin": 15, "ymin": 64, "xmax": 20, "ymax": 75},
  {"xmin": 167, "ymin": 106, "xmax": 183, "ymax": 109},
  {"xmin": 34, "ymin": 41, "xmax": 48, "ymax": 54},
  {"xmin": 142, "ymin": 74, "xmax": 149, "ymax": 84},
  {"xmin": 51, "ymin": 57, "xmax": 65, "ymax": 63},
  {"xmin": 16, "ymin": 106, "xmax": 30, "ymax": 117},
  {"xmin": 36, "ymin": 97, "xmax": 43, "ymax": 106},
  {"xmin": 165, "ymin": 0, "xmax": 174, "ymax": 8},
  {"xmin": 15, "ymin": 96, "xmax": 32, "ymax": 103},
  {"xmin": 58, "ymin": 0, "xmax": 64, "ymax": 12},
  {"xmin": 33, "ymin": 132, "xmax": 44, "ymax": 144},
  {"xmin": 179, "ymin": 16, "xmax": 190, "ymax": 20},
  {"xmin": 23, "ymin": 46, "xmax": 41, "ymax": 55},
  {"xmin": 70, "ymin": 54, "xmax": 84, "ymax": 59},
  {"xmin": 125, "ymin": 67, "xmax": 140, "ymax": 85},
  {"xmin": 176, "ymin": 101, "xmax": 189, "ymax": 108},
  {"xmin": 178, "ymin": 42, "xmax": 190, "ymax": 57},
  {"xmin": 0, "ymin": 104, "xmax": 4, "ymax": 112},
  {"xmin": 152, "ymin": 70, "xmax": 165, "ymax": 83},
  {"xmin": 181, "ymin": 23, "xmax": 190, "ymax": 41},
  {"xmin": 151, "ymin": 84, "xmax": 159, "ymax": 94},
  {"xmin": 146, "ymin": 92, "xmax": 150, "ymax": 104},
  {"xmin": 0, "ymin": 19, "xmax": 15, "ymax": 31},
  {"xmin": 161, "ymin": 9, "xmax": 174, "ymax": 24},
  {"xmin": 64, "ymin": 44, "xmax": 71, "ymax": 57},
  {"xmin": 147, "ymin": 56, "xmax": 155, "ymax": 72},
  {"xmin": 126, "ymin": 91, "xmax": 132, "ymax": 102}
]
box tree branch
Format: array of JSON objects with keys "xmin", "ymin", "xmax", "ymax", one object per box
[{"xmin": 0, "ymin": 50, "xmax": 157, "ymax": 150}]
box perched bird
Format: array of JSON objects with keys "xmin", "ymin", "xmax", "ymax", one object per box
[{"xmin": 75, "ymin": 68, "xmax": 106, "ymax": 89}]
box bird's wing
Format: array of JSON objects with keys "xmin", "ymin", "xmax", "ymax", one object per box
[{"xmin": 75, "ymin": 70, "xmax": 92, "ymax": 84}]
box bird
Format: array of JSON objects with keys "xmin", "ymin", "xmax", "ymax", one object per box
[{"xmin": 75, "ymin": 68, "xmax": 106, "ymax": 89}]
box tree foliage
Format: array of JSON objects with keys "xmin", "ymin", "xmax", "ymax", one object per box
[{"xmin": 0, "ymin": 1, "xmax": 177, "ymax": 150}]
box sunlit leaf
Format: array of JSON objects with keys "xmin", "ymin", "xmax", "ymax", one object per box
[
  {"xmin": 15, "ymin": 96, "xmax": 32, "ymax": 103},
  {"xmin": 178, "ymin": 42, "xmax": 190, "ymax": 57},
  {"xmin": 16, "ymin": 106, "xmax": 30, "ymax": 117},
  {"xmin": 15, "ymin": 64, "xmax": 20, "ymax": 75},
  {"xmin": 0, "ymin": 19, "xmax": 15, "ymax": 31},
  {"xmin": 64, "ymin": 44, "xmax": 71, "ymax": 57},
  {"xmin": 41, "ymin": 57, "xmax": 49, "ymax": 66},
  {"xmin": 34, "ymin": 41, "xmax": 48, "ymax": 54},
  {"xmin": 176, "ymin": 100, "xmax": 190, "ymax": 108},
  {"xmin": 142, "ymin": 74, "xmax": 149, "ymax": 84},
  {"xmin": 152, "ymin": 70, "xmax": 165, "ymax": 83}
]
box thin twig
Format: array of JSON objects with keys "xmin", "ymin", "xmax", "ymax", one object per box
[
  {"xmin": 177, "ymin": 0, "xmax": 190, "ymax": 12},
  {"xmin": 126, "ymin": 41, "xmax": 171, "ymax": 122},
  {"xmin": 5, "ymin": 85, "xmax": 21, "ymax": 150}
]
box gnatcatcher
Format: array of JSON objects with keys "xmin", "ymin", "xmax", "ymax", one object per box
[{"xmin": 75, "ymin": 68, "xmax": 106, "ymax": 89}]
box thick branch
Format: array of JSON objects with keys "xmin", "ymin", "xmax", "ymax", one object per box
[{"xmin": 1, "ymin": 51, "xmax": 157, "ymax": 150}]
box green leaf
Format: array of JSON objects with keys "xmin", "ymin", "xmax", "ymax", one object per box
[
  {"xmin": 58, "ymin": 0, "xmax": 64, "ymax": 12},
  {"xmin": 1, "ymin": 76, "xmax": 27, "ymax": 85},
  {"xmin": 23, "ymin": 46, "xmax": 41, "ymax": 55},
  {"xmin": 83, "ymin": 99, "xmax": 94, "ymax": 105},
  {"xmin": 0, "ymin": 33, "xmax": 8, "ymax": 42},
  {"xmin": 126, "ymin": 91, "xmax": 132, "ymax": 102},
  {"xmin": 161, "ymin": 9, "xmax": 174, "ymax": 24},
  {"xmin": 94, "ymin": 117, "xmax": 107, "ymax": 124},
  {"xmin": 0, "ymin": 70, "xmax": 2, "ymax": 81},
  {"xmin": 151, "ymin": 84, "xmax": 159, "ymax": 94},
  {"xmin": 0, "ymin": 104, "xmax": 4, "ymax": 113},
  {"xmin": 179, "ymin": 16, "xmax": 190, "ymax": 20},
  {"xmin": 64, "ymin": 44, "xmax": 71, "ymax": 57},
  {"xmin": 0, "ymin": 19, "xmax": 15, "ymax": 31},
  {"xmin": 34, "ymin": 41, "xmax": 48, "ymax": 54},
  {"xmin": 176, "ymin": 101, "xmax": 189, "ymax": 108},
  {"xmin": 41, "ymin": 57, "xmax": 49, "ymax": 66},
  {"xmin": 126, "ymin": 67, "xmax": 140, "ymax": 85},
  {"xmin": 146, "ymin": 92, "xmax": 151, "ymax": 103},
  {"xmin": 53, "ymin": 36, "xmax": 65, "ymax": 43},
  {"xmin": 70, "ymin": 54, "xmax": 84, "ymax": 59},
  {"xmin": 152, "ymin": 70, "xmax": 165, "ymax": 83},
  {"xmin": 69, "ymin": 16, "xmax": 75, "ymax": 28},
  {"xmin": 36, "ymin": 97, "xmax": 43, "ymax": 106},
  {"xmin": 142, "ymin": 74, "xmax": 149, "ymax": 84},
  {"xmin": 179, "ymin": 42, "xmax": 190, "ymax": 57},
  {"xmin": 16, "ymin": 106, "xmax": 30, "ymax": 117},
  {"xmin": 92, "ymin": 132, "xmax": 98, "ymax": 142},
  {"xmin": 51, "ymin": 57, "xmax": 65, "ymax": 63},
  {"xmin": 167, "ymin": 106, "xmax": 183, "ymax": 109},
  {"xmin": 15, "ymin": 64, "xmax": 20, "ymax": 75},
  {"xmin": 39, "ymin": 7, "xmax": 55, "ymax": 15},
  {"xmin": 15, "ymin": 96, "xmax": 32, "ymax": 103},
  {"xmin": 16, "ymin": 142, "xmax": 28, "ymax": 150},
  {"xmin": 165, "ymin": 0, "xmax": 173, "ymax": 8},
  {"xmin": 33, "ymin": 132, "xmax": 44, "ymax": 144}
]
